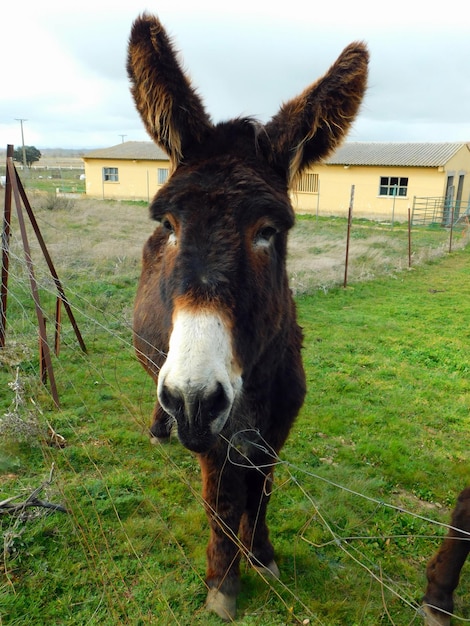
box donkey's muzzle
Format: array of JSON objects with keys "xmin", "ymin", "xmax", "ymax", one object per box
[{"xmin": 158, "ymin": 379, "xmax": 232, "ymax": 453}]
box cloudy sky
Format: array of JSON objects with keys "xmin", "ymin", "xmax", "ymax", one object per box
[{"xmin": 2, "ymin": 0, "xmax": 469, "ymax": 150}]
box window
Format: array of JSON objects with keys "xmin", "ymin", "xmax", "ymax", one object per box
[
  {"xmin": 103, "ymin": 167, "xmax": 118, "ymax": 182},
  {"xmin": 157, "ymin": 168, "xmax": 169, "ymax": 185},
  {"xmin": 295, "ymin": 173, "xmax": 319, "ymax": 193},
  {"xmin": 379, "ymin": 176, "xmax": 408, "ymax": 197}
]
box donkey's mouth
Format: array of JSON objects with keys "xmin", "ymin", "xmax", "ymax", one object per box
[
  {"xmin": 174, "ymin": 405, "xmax": 231, "ymax": 453},
  {"xmin": 176, "ymin": 424, "xmax": 218, "ymax": 454},
  {"xmin": 158, "ymin": 376, "xmax": 233, "ymax": 453}
]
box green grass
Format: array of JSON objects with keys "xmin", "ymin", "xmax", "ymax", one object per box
[
  {"xmin": 1, "ymin": 197, "xmax": 469, "ymax": 624},
  {"xmin": 20, "ymin": 168, "xmax": 86, "ymax": 195}
]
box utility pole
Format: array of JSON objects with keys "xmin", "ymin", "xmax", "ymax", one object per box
[
  {"xmin": 119, "ymin": 134, "xmax": 127, "ymax": 143},
  {"xmin": 15, "ymin": 118, "xmax": 28, "ymax": 173}
]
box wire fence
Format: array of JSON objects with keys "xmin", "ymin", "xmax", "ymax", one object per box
[{"xmin": 1, "ymin": 181, "xmax": 469, "ymax": 625}]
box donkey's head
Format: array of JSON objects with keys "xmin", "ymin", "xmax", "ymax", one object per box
[{"xmin": 129, "ymin": 14, "xmax": 368, "ymax": 453}]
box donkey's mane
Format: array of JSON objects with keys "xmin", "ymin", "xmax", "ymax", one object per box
[{"xmin": 181, "ymin": 117, "xmax": 269, "ymax": 163}]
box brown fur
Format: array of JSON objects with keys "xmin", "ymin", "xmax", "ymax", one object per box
[
  {"xmin": 423, "ymin": 487, "xmax": 470, "ymax": 625},
  {"xmin": 128, "ymin": 13, "xmax": 368, "ymax": 620}
]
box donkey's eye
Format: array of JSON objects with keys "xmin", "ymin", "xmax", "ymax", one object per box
[
  {"xmin": 254, "ymin": 226, "xmax": 277, "ymax": 247},
  {"xmin": 161, "ymin": 217, "xmax": 174, "ymax": 233},
  {"xmin": 159, "ymin": 216, "xmax": 177, "ymax": 245}
]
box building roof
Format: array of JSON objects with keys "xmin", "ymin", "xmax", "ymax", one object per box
[
  {"xmin": 83, "ymin": 140, "xmax": 469, "ymax": 168},
  {"xmin": 326, "ymin": 142, "xmax": 469, "ymax": 167},
  {"xmin": 83, "ymin": 141, "xmax": 169, "ymax": 161}
]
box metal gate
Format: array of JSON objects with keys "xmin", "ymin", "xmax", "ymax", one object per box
[{"xmin": 411, "ymin": 196, "xmax": 470, "ymax": 227}]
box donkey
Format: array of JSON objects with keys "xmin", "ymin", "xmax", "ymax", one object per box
[
  {"xmin": 128, "ymin": 13, "xmax": 368, "ymax": 620},
  {"xmin": 423, "ymin": 487, "xmax": 470, "ymax": 626}
]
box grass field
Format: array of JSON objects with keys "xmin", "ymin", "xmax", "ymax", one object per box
[
  {"xmin": 0, "ymin": 191, "xmax": 469, "ymax": 625},
  {"xmin": 0, "ymin": 159, "xmax": 85, "ymax": 195}
]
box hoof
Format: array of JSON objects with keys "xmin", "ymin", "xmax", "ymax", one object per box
[
  {"xmin": 206, "ymin": 588, "xmax": 236, "ymax": 622},
  {"xmin": 253, "ymin": 559, "xmax": 280, "ymax": 580},
  {"xmin": 422, "ymin": 604, "xmax": 451, "ymax": 626}
]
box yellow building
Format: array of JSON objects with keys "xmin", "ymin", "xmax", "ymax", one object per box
[
  {"xmin": 83, "ymin": 142, "xmax": 170, "ymax": 202},
  {"xmin": 293, "ymin": 142, "xmax": 470, "ymax": 223},
  {"xmin": 83, "ymin": 141, "xmax": 470, "ymax": 223}
]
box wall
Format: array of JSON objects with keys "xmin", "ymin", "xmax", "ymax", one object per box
[
  {"xmin": 84, "ymin": 158, "xmax": 169, "ymax": 201},
  {"xmin": 292, "ymin": 163, "xmax": 448, "ymax": 222},
  {"xmin": 445, "ymin": 147, "xmax": 470, "ymax": 211},
  {"xmin": 85, "ymin": 146, "xmax": 470, "ymax": 220}
]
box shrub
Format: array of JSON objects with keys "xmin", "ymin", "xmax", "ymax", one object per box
[{"xmin": 37, "ymin": 192, "xmax": 75, "ymax": 211}]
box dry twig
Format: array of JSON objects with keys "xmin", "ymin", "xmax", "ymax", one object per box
[{"xmin": 0, "ymin": 464, "xmax": 67, "ymax": 517}]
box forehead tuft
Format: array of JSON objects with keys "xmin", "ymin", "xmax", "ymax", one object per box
[
  {"xmin": 150, "ymin": 160, "xmax": 294, "ymax": 230},
  {"xmin": 149, "ymin": 121, "xmax": 294, "ymax": 228}
]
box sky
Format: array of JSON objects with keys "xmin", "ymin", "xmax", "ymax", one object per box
[{"xmin": 2, "ymin": 0, "xmax": 470, "ymax": 151}]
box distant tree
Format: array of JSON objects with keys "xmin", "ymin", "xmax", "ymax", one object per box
[{"xmin": 13, "ymin": 146, "xmax": 42, "ymax": 168}]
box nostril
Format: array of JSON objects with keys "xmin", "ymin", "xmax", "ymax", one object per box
[
  {"xmin": 206, "ymin": 382, "xmax": 230, "ymax": 420},
  {"xmin": 159, "ymin": 378, "xmax": 232, "ymax": 425},
  {"xmin": 159, "ymin": 383, "xmax": 185, "ymax": 418}
]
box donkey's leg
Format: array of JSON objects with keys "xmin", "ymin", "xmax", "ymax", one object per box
[
  {"xmin": 423, "ymin": 487, "xmax": 470, "ymax": 626},
  {"xmin": 239, "ymin": 467, "xmax": 279, "ymax": 579},
  {"xmin": 199, "ymin": 453, "xmax": 246, "ymax": 622},
  {"xmin": 423, "ymin": 537, "xmax": 469, "ymax": 626}
]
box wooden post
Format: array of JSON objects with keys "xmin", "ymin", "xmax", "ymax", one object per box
[{"xmin": 343, "ymin": 185, "xmax": 355, "ymax": 288}]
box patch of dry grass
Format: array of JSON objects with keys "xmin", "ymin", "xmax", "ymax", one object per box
[
  {"xmin": 2, "ymin": 191, "xmax": 466, "ymax": 293},
  {"xmin": 287, "ymin": 217, "xmax": 464, "ymax": 294}
]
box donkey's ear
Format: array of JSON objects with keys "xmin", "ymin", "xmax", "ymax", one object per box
[
  {"xmin": 265, "ymin": 42, "xmax": 368, "ymax": 185},
  {"xmin": 127, "ymin": 14, "xmax": 213, "ymax": 166}
]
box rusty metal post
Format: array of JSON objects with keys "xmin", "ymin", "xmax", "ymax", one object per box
[
  {"xmin": 408, "ymin": 207, "xmax": 412, "ymax": 268},
  {"xmin": 1, "ymin": 146, "xmax": 14, "ymax": 348},
  {"xmin": 343, "ymin": 185, "xmax": 355, "ymax": 288},
  {"xmin": 6, "ymin": 155, "xmax": 60, "ymax": 408},
  {"xmin": 448, "ymin": 204, "xmax": 455, "ymax": 253},
  {"xmin": 40, "ymin": 317, "xmax": 48, "ymax": 384},
  {"xmin": 2, "ymin": 146, "xmax": 88, "ymax": 407},
  {"xmin": 14, "ymin": 167, "xmax": 87, "ymax": 354},
  {"xmin": 55, "ymin": 297, "xmax": 62, "ymax": 357}
]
